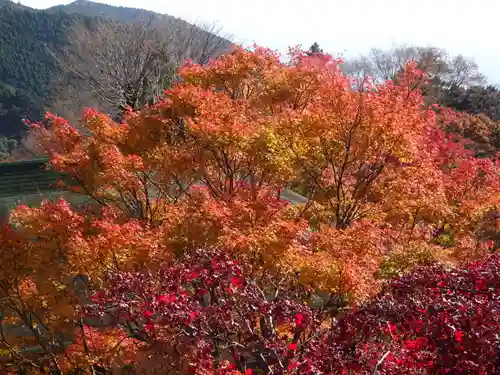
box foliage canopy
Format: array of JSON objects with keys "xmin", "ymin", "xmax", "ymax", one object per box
[{"xmin": 0, "ymin": 46, "xmax": 499, "ymax": 374}]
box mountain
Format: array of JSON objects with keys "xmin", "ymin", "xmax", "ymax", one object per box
[
  {"xmin": 47, "ymin": 0, "xmax": 185, "ymax": 25},
  {"xmin": 0, "ymin": 0, "xmax": 230, "ymax": 145},
  {"xmin": 46, "ymin": 1, "xmax": 229, "ymax": 54},
  {"xmin": 0, "ymin": 0, "xmax": 30, "ymax": 10}
]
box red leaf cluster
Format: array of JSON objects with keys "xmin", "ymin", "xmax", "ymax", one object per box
[
  {"xmin": 306, "ymin": 253, "xmax": 500, "ymax": 374},
  {"xmin": 87, "ymin": 248, "xmax": 318, "ymax": 374},
  {"xmin": 87, "ymin": 251, "xmax": 500, "ymax": 374}
]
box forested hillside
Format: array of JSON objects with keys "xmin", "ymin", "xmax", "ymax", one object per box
[
  {"xmin": 0, "ymin": 81, "xmax": 43, "ymax": 138},
  {"xmin": 0, "ymin": 2, "xmax": 80, "ymax": 140},
  {"xmin": 0, "ymin": 0, "xmax": 230, "ymax": 151},
  {"xmin": 47, "ymin": 0, "xmax": 189, "ymax": 26},
  {"xmin": 0, "ymin": 4, "xmax": 76, "ymax": 98}
]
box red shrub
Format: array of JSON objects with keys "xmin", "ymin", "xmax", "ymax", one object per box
[
  {"xmin": 307, "ymin": 254, "xmax": 500, "ymax": 374},
  {"xmin": 87, "ymin": 249, "xmax": 321, "ymax": 374},
  {"xmin": 88, "ymin": 252, "xmax": 500, "ymax": 374}
]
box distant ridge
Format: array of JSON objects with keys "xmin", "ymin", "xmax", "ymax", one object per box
[{"xmin": 47, "ymin": 0, "xmax": 193, "ymax": 28}]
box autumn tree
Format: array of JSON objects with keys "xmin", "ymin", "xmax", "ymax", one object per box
[
  {"xmin": 0, "ymin": 45, "xmax": 499, "ymax": 373},
  {"xmin": 24, "ymin": 45, "xmax": 500, "ymax": 300}
]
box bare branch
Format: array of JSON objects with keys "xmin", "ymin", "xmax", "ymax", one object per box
[
  {"xmin": 52, "ymin": 18, "xmax": 177, "ymax": 119},
  {"xmin": 50, "ymin": 18, "xmax": 232, "ymax": 121}
]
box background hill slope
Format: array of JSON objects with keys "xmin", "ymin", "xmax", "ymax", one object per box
[{"xmin": 0, "ymin": 0, "xmax": 230, "ymax": 143}]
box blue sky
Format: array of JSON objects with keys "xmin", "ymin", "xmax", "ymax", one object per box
[{"xmin": 20, "ymin": 0, "xmax": 500, "ymax": 84}]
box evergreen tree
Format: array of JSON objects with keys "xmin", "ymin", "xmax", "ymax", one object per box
[{"xmin": 307, "ymin": 42, "xmax": 323, "ymax": 56}]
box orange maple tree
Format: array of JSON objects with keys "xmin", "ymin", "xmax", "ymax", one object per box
[{"xmin": 0, "ymin": 45, "xmax": 499, "ymax": 373}]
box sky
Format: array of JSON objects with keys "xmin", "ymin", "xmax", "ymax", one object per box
[{"xmin": 19, "ymin": 0, "xmax": 500, "ymax": 84}]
